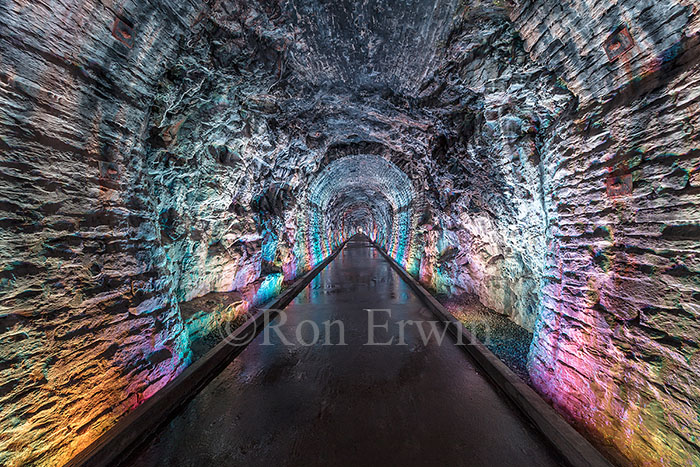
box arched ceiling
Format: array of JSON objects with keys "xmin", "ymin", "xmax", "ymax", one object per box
[
  {"xmin": 282, "ymin": 0, "xmax": 459, "ymax": 92},
  {"xmin": 327, "ymin": 188, "xmax": 394, "ymax": 234},
  {"xmin": 307, "ymin": 155, "xmax": 415, "ymax": 236}
]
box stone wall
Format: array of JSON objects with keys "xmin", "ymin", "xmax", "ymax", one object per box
[
  {"xmin": 0, "ymin": 1, "xmax": 331, "ymax": 464},
  {"xmin": 0, "ymin": 1, "xmax": 204, "ymax": 464},
  {"xmin": 511, "ymin": 0, "xmax": 698, "ymax": 104},
  {"xmin": 514, "ymin": 0, "xmax": 700, "ymax": 464},
  {"xmin": 406, "ymin": 3, "xmax": 573, "ymax": 330},
  {"xmin": 0, "ymin": 0, "xmax": 698, "ymax": 465}
]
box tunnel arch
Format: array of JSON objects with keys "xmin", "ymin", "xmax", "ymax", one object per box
[
  {"xmin": 1, "ymin": 0, "xmax": 698, "ymax": 465},
  {"xmin": 302, "ymin": 154, "xmax": 421, "ymax": 268}
]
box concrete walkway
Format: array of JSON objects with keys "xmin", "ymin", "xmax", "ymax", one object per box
[{"xmin": 127, "ymin": 238, "xmax": 562, "ymax": 466}]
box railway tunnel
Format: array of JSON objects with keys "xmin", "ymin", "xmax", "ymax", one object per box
[{"xmin": 0, "ymin": 0, "xmax": 699, "ymax": 465}]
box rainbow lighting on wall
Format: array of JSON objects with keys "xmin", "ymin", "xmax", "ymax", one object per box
[
  {"xmin": 1, "ymin": 0, "xmax": 698, "ymax": 465},
  {"xmin": 190, "ymin": 154, "xmax": 424, "ymax": 345},
  {"xmin": 305, "ymin": 155, "xmax": 419, "ymax": 263}
]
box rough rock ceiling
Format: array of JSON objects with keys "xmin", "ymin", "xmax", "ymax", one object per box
[{"xmin": 283, "ymin": 0, "xmax": 459, "ymax": 92}]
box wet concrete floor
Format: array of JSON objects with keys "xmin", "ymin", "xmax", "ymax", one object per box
[{"xmin": 127, "ymin": 238, "xmax": 562, "ymax": 466}]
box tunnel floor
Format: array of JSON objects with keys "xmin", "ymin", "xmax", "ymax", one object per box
[{"xmin": 126, "ymin": 238, "xmax": 562, "ymax": 466}]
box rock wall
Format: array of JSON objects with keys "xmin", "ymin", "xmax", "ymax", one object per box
[
  {"xmin": 511, "ymin": 0, "xmax": 698, "ymax": 104},
  {"xmin": 0, "ymin": 1, "xmax": 204, "ymax": 464},
  {"xmin": 1, "ymin": 0, "xmax": 698, "ymax": 465},
  {"xmin": 404, "ymin": 3, "xmax": 573, "ymax": 330},
  {"xmin": 0, "ymin": 1, "xmax": 339, "ymax": 464},
  {"xmin": 515, "ymin": 0, "xmax": 700, "ymax": 464},
  {"xmin": 138, "ymin": 2, "xmax": 303, "ymax": 301}
]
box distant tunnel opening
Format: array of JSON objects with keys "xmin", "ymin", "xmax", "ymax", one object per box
[{"xmin": 306, "ymin": 154, "xmax": 418, "ymax": 264}]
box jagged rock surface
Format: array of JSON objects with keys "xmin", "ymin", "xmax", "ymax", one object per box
[{"xmin": 0, "ymin": 0, "xmax": 698, "ymax": 465}]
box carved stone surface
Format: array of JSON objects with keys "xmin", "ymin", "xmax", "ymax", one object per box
[{"xmin": 0, "ymin": 0, "xmax": 698, "ymax": 465}]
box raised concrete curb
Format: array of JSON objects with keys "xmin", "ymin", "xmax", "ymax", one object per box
[
  {"xmin": 65, "ymin": 243, "xmax": 345, "ymax": 467},
  {"xmin": 373, "ymin": 244, "xmax": 613, "ymax": 467}
]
